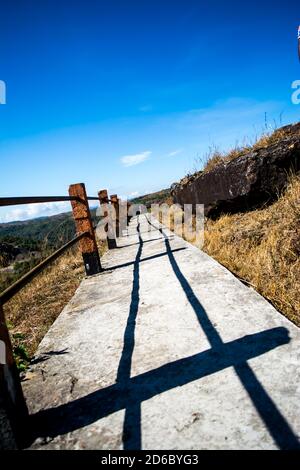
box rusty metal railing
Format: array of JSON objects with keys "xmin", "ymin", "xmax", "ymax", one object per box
[
  {"xmin": 0, "ymin": 185, "xmax": 121, "ymax": 302},
  {"xmin": 0, "ymin": 195, "xmax": 110, "ymax": 206},
  {"xmin": 0, "ymin": 231, "xmax": 87, "ymax": 305},
  {"xmin": 0, "ymin": 182, "xmax": 123, "ymax": 448}
]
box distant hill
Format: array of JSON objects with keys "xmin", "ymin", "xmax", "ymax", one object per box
[
  {"xmin": 0, "ymin": 208, "xmax": 98, "ymax": 249},
  {"xmin": 130, "ymin": 188, "xmax": 171, "ymax": 207},
  {"xmin": 0, "ymin": 208, "xmax": 98, "ymax": 291},
  {"xmin": 0, "ymin": 212, "xmax": 76, "ymax": 249}
]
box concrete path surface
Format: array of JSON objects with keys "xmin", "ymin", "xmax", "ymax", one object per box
[{"xmin": 23, "ymin": 214, "xmax": 300, "ymax": 450}]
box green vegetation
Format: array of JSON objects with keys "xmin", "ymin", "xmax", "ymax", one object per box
[
  {"xmin": 0, "ymin": 208, "xmax": 98, "ymax": 248},
  {"xmin": 0, "ymin": 212, "xmax": 76, "ymax": 248},
  {"xmin": 12, "ymin": 336, "xmax": 30, "ymax": 371},
  {"xmin": 0, "ymin": 208, "xmax": 99, "ymax": 293}
]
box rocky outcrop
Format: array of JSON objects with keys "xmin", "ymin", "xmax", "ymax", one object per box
[{"xmin": 171, "ymin": 122, "xmax": 300, "ymax": 218}]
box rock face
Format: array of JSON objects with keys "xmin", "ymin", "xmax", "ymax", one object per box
[{"xmin": 171, "ymin": 123, "xmax": 300, "ymax": 218}]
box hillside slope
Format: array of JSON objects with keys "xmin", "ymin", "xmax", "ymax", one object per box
[
  {"xmin": 203, "ymin": 175, "xmax": 300, "ymax": 326},
  {"xmin": 171, "ymin": 122, "xmax": 300, "ymax": 217},
  {"xmin": 0, "ymin": 207, "xmax": 98, "ymax": 248},
  {"xmin": 154, "ymin": 124, "xmax": 300, "ymax": 326},
  {"xmin": 131, "ymin": 188, "xmax": 171, "ymax": 207}
]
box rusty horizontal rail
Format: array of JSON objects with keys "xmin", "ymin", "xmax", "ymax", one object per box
[
  {"xmin": 87, "ymin": 197, "xmax": 112, "ymax": 202},
  {"xmin": 0, "ymin": 189, "xmax": 115, "ymax": 303},
  {"xmin": 0, "ymin": 231, "xmax": 88, "ymax": 305},
  {"xmin": 0, "ymin": 195, "xmax": 104, "ymax": 207},
  {"xmin": 0, "ymin": 196, "xmax": 80, "ymax": 207}
]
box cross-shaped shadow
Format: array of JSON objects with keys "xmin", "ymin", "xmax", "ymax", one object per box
[{"xmin": 25, "ymin": 216, "xmax": 300, "ymax": 450}]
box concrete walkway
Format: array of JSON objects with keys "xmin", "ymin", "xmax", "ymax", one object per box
[{"xmin": 23, "ymin": 214, "xmax": 300, "ymax": 450}]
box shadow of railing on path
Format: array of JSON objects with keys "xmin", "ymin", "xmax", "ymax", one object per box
[
  {"xmin": 25, "ymin": 216, "xmax": 300, "ymax": 450},
  {"xmin": 146, "ymin": 216, "xmax": 300, "ymax": 450},
  {"xmin": 116, "ymin": 217, "xmax": 143, "ymax": 449}
]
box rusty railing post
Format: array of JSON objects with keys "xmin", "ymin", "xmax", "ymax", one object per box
[
  {"xmin": 0, "ymin": 304, "xmax": 28, "ymax": 449},
  {"xmin": 110, "ymin": 194, "xmax": 120, "ymax": 238},
  {"xmin": 98, "ymin": 189, "xmax": 117, "ymax": 249},
  {"xmin": 69, "ymin": 183, "xmax": 102, "ymax": 275}
]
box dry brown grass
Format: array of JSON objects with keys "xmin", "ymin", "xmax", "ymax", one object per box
[
  {"xmin": 253, "ymin": 125, "xmax": 300, "ymax": 150},
  {"xmin": 199, "ymin": 145, "xmax": 250, "ymax": 173},
  {"xmin": 202, "ymin": 150, "xmax": 224, "ymax": 172},
  {"xmin": 158, "ymin": 176, "xmax": 300, "ymax": 326},
  {"xmin": 203, "ymin": 175, "xmax": 300, "ymax": 325},
  {"xmin": 3, "ymin": 240, "xmax": 107, "ymax": 364}
]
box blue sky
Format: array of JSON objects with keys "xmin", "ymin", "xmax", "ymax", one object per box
[{"xmin": 0, "ymin": 0, "xmax": 299, "ymax": 222}]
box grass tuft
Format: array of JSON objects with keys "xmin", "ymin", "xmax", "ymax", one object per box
[{"xmin": 193, "ymin": 123, "xmax": 300, "ymax": 174}]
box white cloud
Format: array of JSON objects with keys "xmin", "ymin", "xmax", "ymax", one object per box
[
  {"xmin": 0, "ymin": 201, "xmax": 71, "ymax": 223},
  {"xmin": 129, "ymin": 191, "xmax": 139, "ymax": 197},
  {"xmin": 120, "ymin": 150, "xmax": 151, "ymax": 167},
  {"xmin": 118, "ymin": 191, "xmax": 139, "ymax": 200},
  {"xmin": 167, "ymin": 148, "xmax": 184, "ymax": 157}
]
